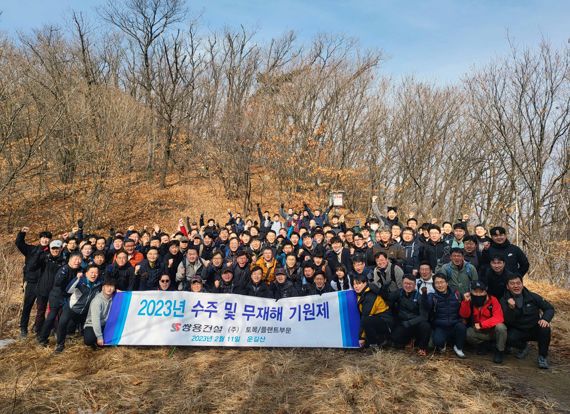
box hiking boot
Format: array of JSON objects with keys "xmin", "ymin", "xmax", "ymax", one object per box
[
  {"xmin": 515, "ymin": 344, "xmax": 529, "ymax": 360},
  {"xmin": 537, "ymin": 356, "xmax": 549, "ymax": 369},
  {"xmin": 54, "ymin": 344, "xmax": 65, "ymax": 354},
  {"xmin": 453, "ymin": 345, "xmax": 466, "ymax": 359},
  {"xmin": 493, "ymin": 350, "xmax": 504, "ymax": 364},
  {"xmin": 19, "ymin": 328, "xmax": 28, "ymax": 338}
]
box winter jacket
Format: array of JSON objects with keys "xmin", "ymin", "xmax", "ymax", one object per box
[
  {"xmin": 439, "ymin": 261, "xmax": 478, "ymax": 296},
  {"xmin": 241, "ymin": 281, "xmax": 273, "ymax": 298},
  {"xmin": 325, "ymin": 248, "xmax": 353, "ymax": 273},
  {"xmin": 15, "ymin": 231, "xmax": 49, "ymax": 283},
  {"xmin": 307, "ymin": 283, "xmax": 334, "ymax": 296},
  {"xmin": 66, "ymin": 276, "xmax": 103, "ymax": 315},
  {"xmin": 387, "ymin": 289, "xmax": 429, "ymax": 327},
  {"xmin": 138, "ymin": 259, "xmax": 167, "ymax": 291},
  {"xmin": 482, "ymin": 240, "xmax": 529, "ymax": 277},
  {"xmin": 481, "ymin": 268, "xmax": 516, "ymax": 300},
  {"xmin": 401, "ymin": 240, "xmax": 421, "ymax": 274},
  {"xmin": 175, "ymin": 258, "xmax": 205, "ymax": 290},
  {"xmin": 49, "ymin": 265, "xmax": 81, "ymax": 307},
  {"xmin": 500, "ymin": 287, "xmax": 554, "ymax": 331},
  {"xmin": 459, "ymin": 295, "xmax": 504, "ymax": 329},
  {"xmin": 371, "ymin": 203, "xmax": 402, "ymax": 228},
  {"xmin": 331, "ymin": 275, "xmax": 353, "ymax": 291},
  {"xmin": 35, "ymin": 253, "xmax": 65, "ymax": 298},
  {"xmin": 356, "ymin": 287, "xmax": 392, "ymax": 339},
  {"xmin": 106, "ymin": 262, "xmax": 136, "ymax": 291},
  {"xmin": 232, "ymin": 263, "xmax": 252, "ymax": 291},
  {"xmin": 252, "ymin": 257, "xmax": 278, "ymax": 284},
  {"xmin": 271, "ymin": 279, "xmax": 299, "ymax": 299},
  {"xmin": 84, "ymin": 292, "xmax": 113, "ymax": 340},
  {"xmin": 215, "ymin": 280, "xmax": 240, "ymax": 294},
  {"xmin": 369, "ymin": 263, "xmax": 404, "ymax": 295},
  {"xmin": 421, "ymin": 240, "xmax": 450, "ymax": 271},
  {"xmin": 366, "ymin": 242, "xmax": 406, "ymax": 267},
  {"xmin": 423, "ymin": 288, "xmax": 462, "ymax": 329}
]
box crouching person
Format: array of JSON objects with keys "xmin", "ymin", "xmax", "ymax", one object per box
[
  {"xmin": 353, "ymin": 274, "xmax": 393, "ymax": 349},
  {"xmin": 55, "ymin": 264, "xmax": 103, "ymax": 353},
  {"xmin": 424, "ymin": 273, "xmax": 467, "ymax": 358},
  {"xmin": 388, "ymin": 274, "xmax": 431, "ymax": 356},
  {"xmin": 84, "ymin": 278, "xmax": 117, "ymax": 349},
  {"xmin": 459, "ymin": 280, "xmax": 507, "ymax": 364},
  {"xmin": 500, "ymin": 274, "xmax": 555, "ymax": 369}
]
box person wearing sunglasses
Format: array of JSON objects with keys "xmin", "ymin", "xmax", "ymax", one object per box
[{"xmin": 157, "ymin": 274, "xmax": 173, "ymax": 291}]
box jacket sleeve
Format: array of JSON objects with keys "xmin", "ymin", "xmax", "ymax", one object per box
[
  {"xmin": 371, "ymin": 202, "xmax": 383, "ymax": 222},
  {"xmin": 480, "ymin": 296, "xmax": 504, "ymax": 329},
  {"xmin": 459, "ymin": 299, "xmax": 472, "ymax": 319},
  {"xmin": 15, "ymin": 231, "xmax": 32, "ymax": 257},
  {"xmin": 500, "ymin": 294, "xmax": 518, "ymax": 325},
  {"xmin": 66, "ymin": 276, "xmax": 82, "ymax": 294},
  {"xmin": 304, "ymin": 203, "xmax": 314, "ymax": 219},
  {"xmin": 517, "ymin": 247, "xmax": 530, "ymax": 277},
  {"xmin": 279, "ymin": 206, "xmax": 288, "ymax": 220},
  {"xmin": 90, "ymin": 297, "xmax": 104, "ymax": 340},
  {"xmin": 175, "ymin": 262, "xmax": 186, "ymax": 282},
  {"xmin": 534, "ymin": 292, "xmax": 555, "ymax": 322}
]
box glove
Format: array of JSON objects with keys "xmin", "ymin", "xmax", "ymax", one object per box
[{"xmin": 280, "ymin": 203, "xmax": 285, "ymax": 209}]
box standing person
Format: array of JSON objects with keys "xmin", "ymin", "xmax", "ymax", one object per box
[
  {"xmin": 481, "ymin": 255, "xmax": 516, "ymax": 300},
  {"xmin": 371, "ymin": 196, "xmax": 402, "ymax": 228},
  {"xmin": 137, "ymin": 247, "xmax": 166, "ymax": 291},
  {"xmin": 175, "ymin": 247, "xmax": 205, "ymax": 291},
  {"xmin": 423, "ymin": 273, "xmax": 467, "ymax": 358},
  {"xmin": 15, "ymin": 227, "xmax": 51, "ymax": 337},
  {"xmin": 474, "ymin": 224, "xmax": 491, "ymax": 252},
  {"xmin": 400, "ymin": 227, "xmax": 421, "ymax": 275},
  {"xmin": 84, "ymin": 278, "xmax": 117, "ymax": 349},
  {"xmin": 369, "ymin": 252, "xmax": 404, "ymax": 294},
  {"xmin": 421, "ymin": 225, "xmax": 449, "ymax": 271},
  {"xmin": 106, "ymin": 251, "xmax": 137, "ymax": 291},
  {"xmin": 439, "ymin": 248, "xmax": 478, "ymax": 296},
  {"xmin": 37, "ymin": 252, "xmax": 82, "ymax": 346},
  {"xmin": 253, "ymin": 247, "xmax": 278, "ymax": 284},
  {"xmin": 482, "ymin": 227, "xmax": 529, "ymax": 277},
  {"xmin": 55, "ymin": 265, "xmax": 103, "ymax": 353},
  {"xmin": 459, "ymin": 281, "xmax": 507, "ymax": 364},
  {"xmin": 35, "ymin": 240, "xmax": 65, "ymax": 335},
  {"xmin": 500, "ymin": 274, "xmax": 555, "ymax": 369}
]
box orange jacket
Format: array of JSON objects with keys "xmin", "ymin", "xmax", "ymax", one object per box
[{"xmin": 252, "ymin": 257, "xmax": 277, "ymax": 284}]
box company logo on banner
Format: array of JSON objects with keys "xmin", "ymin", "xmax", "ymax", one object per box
[{"xmin": 103, "ymin": 290, "xmax": 360, "ymax": 348}]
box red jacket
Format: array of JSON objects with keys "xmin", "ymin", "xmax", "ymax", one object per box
[{"xmin": 459, "ymin": 295, "xmax": 504, "ymax": 329}]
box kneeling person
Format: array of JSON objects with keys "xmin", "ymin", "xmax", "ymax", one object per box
[
  {"xmin": 84, "ymin": 278, "xmax": 116, "ymax": 349},
  {"xmin": 500, "ymin": 274, "xmax": 555, "ymax": 369},
  {"xmin": 459, "ymin": 280, "xmax": 507, "ymax": 363},
  {"xmin": 353, "ymin": 274, "xmax": 393, "ymax": 349},
  {"xmin": 388, "ymin": 274, "xmax": 431, "ymax": 356}
]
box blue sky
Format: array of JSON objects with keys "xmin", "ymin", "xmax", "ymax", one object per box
[{"xmin": 1, "ymin": 0, "xmax": 568, "ymax": 84}]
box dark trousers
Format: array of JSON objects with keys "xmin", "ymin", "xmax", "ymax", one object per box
[
  {"xmin": 56, "ymin": 306, "xmax": 86, "ymax": 346},
  {"xmin": 35, "ymin": 295, "xmax": 49, "ymax": 333},
  {"xmin": 392, "ymin": 321, "xmax": 431, "ymax": 350},
  {"xmin": 432, "ymin": 322, "xmax": 466, "ymax": 350},
  {"xmin": 19, "ymin": 282, "xmax": 38, "ymax": 331},
  {"xmin": 38, "ymin": 300, "xmax": 62, "ymax": 343},
  {"xmin": 507, "ymin": 325, "xmax": 551, "ymax": 357},
  {"xmin": 361, "ymin": 314, "xmax": 392, "ymax": 346},
  {"xmin": 84, "ymin": 327, "xmax": 102, "ymax": 348}
]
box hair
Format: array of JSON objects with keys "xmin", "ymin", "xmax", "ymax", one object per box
[
  {"xmin": 373, "ymin": 251, "xmax": 388, "ymax": 260},
  {"xmin": 330, "ymin": 236, "xmax": 342, "ymax": 245},
  {"xmin": 402, "ymin": 274, "xmax": 416, "ymax": 282},
  {"xmin": 490, "ymin": 226, "xmax": 507, "ymax": 235},
  {"xmin": 506, "ymin": 273, "xmax": 523, "ymax": 283},
  {"xmin": 450, "ymin": 247, "xmax": 465, "ymax": 256},
  {"xmin": 419, "ymin": 260, "xmax": 432, "ymax": 268},
  {"xmin": 407, "ymin": 217, "xmax": 418, "ymax": 224},
  {"xmin": 433, "ymin": 273, "xmax": 447, "ymax": 282},
  {"xmin": 428, "ymin": 224, "xmax": 441, "ymax": 233},
  {"xmin": 86, "ymin": 264, "xmax": 100, "ymax": 273},
  {"xmin": 250, "ymin": 265, "xmax": 263, "ymax": 275},
  {"xmin": 93, "ymin": 250, "xmax": 106, "ymax": 258},
  {"xmin": 402, "ymin": 226, "xmax": 415, "ymax": 234}
]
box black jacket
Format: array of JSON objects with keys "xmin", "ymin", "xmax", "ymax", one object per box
[
  {"xmin": 500, "ymin": 287, "xmax": 554, "ymax": 331},
  {"xmin": 15, "ymin": 232, "xmax": 49, "ymax": 283},
  {"xmin": 50, "ymin": 265, "xmax": 81, "ymax": 307},
  {"xmin": 271, "ymin": 279, "xmax": 299, "ymax": 299},
  {"xmin": 241, "ymin": 281, "xmax": 272, "ymax": 298},
  {"xmin": 481, "ymin": 267, "xmax": 517, "ymax": 300},
  {"xmin": 388, "ymin": 289, "xmax": 428, "ymax": 327},
  {"xmin": 482, "ymin": 240, "xmax": 529, "ymax": 277},
  {"xmin": 421, "ymin": 240, "xmax": 450, "ymax": 270},
  {"xmin": 107, "ymin": 263, "xmax": 136, "ymax": 291},
  {"xmin": 36, "ymin": 253, "xmax": 65, "ymax": 297},
  {"xmin": 307, "ymin": 284, "xmax": 334, "ymax": 296}
]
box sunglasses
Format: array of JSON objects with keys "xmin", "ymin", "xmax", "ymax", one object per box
[{"xmin": 159, "ymin": 279, "xmax": 170, "ymax": 283}]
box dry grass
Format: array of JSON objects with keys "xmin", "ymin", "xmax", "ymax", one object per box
[{"xmin": 0, "ymin": 342, "xmax": 561, "ymax": 414}]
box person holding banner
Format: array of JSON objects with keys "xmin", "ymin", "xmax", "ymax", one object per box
[
  {"xmin": 353, "ymin": 274, "xmax": 393, "ymax": 349},
  {"xmin": 84, "ymin": 278, "xmax": 117, "ymax": 349}
]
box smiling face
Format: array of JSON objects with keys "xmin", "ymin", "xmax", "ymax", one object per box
[
  {"xmin": 353, "ymin": 280, "xmax": 366, "ymax": 293},
  {"xmin": 85, "ymin": 267, "xmax": 99, "ymax": 283},
  {"xmin": 434, "ymin": 277, "xmax": 448, "ymax": 293},
  {"xmin": 251, "ymin": 270, "xmax": 262, "ymax": 284},
  {"xmin": 115, "ymin": 252, "xmax": 128, "ymax": 267},
  {"xmin": 507, "ymin": 277, "xmax": 524, "ymax": 295}
]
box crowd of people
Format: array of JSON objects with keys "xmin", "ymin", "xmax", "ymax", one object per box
[{"xmin": 15, "ymin": 199, "xmax": 555, "ymax": 368}]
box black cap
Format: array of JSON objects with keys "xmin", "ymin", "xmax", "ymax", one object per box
[
  {"xmin": 471, "ymin": 280, "xmax": 487, "ymax": 291},
  {"xmin": 275, "ymin": 267, "xmax": 286, "ymax": 276},
  {"xmin": 39, "ymin": 231, "xmax": 53, "ymax": 239},
  {"xmin": 221, "ymin": 265, "xmax": 234, "ymax": 275}
]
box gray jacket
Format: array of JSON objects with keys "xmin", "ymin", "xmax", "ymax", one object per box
[{"xmin": 84, "ymin": 292, "xmax": 113, "ymax": 340}]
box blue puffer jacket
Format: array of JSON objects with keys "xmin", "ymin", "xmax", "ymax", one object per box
[{"xmin": 423, "ymin": 288, "xmax": 462, "ymax": 328}]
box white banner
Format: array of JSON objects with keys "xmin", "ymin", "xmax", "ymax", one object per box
[{"xmin": 103, "ymin": 290, "xmax": 360, "ymax": 348}]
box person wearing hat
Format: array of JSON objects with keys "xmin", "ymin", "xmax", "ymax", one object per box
[
  {"xmin": 33, "ymin": 239, "xmax": 65, "ymax": 336},
  {"xmin": 84, "ymin": 277, "xmax": 117, "ymax": 349},
  {"xmin": 242, "ymin": 266, "xmax": 272, "ymax": 298},
  {"xmin": 189, "ymin": 275, "xmax": 207, "ymax": 293},
  {"xmin": 15, "ymin": 227, "xmax": 52, "ymax": 337},
  {"xmin": 353, "ymin": 273, "xmax": 393, "ymax": 349},
  {"xmin": 459, "ymin": 280, "xmax": 507, "ymax": 363},
  {"xmin": 271, "ymin": 267, "xmax": 300, "ymax": 299},
  {"xmin": 481, "ymin": 226, "xmax": 529, "ymax": 278},
  {"xmin": 215, "ymin": 265, "xmax": 239, "ymax": 294},
  {"xmin": 500, "ymin": 274, "xmax": 555, "ymax": 369}
]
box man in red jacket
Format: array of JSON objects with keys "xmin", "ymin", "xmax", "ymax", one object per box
[{"xmin": 460, "ymin": 280, "xmax": 507, "ymax": 363}]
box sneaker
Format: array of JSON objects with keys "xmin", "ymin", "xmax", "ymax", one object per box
[
  {"xmin": 19, "ymin": 328, "xmax": 28, "ymax": 338},
  {"xmin": 537, "ymin": 356, "xmax": 549, "ymax": 369},
  {"xmin": 515, "ymin": 344, "xmax": 530, "ymax": 360},
  {"xmin": 493, "ymin": 350, "xmax": 504, "ymax": 364},
  {"xmin": 453, "ymin": 345, "xmax": 466, "ymax": 359},
  {"xmin": 54, "ymin": 344, "xmax": 65, "ymax": 354}
]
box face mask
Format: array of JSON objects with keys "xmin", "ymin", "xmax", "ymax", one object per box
[
  {"xmin": 370, "ymin": 224, "xmax": 379, "ymax": 232},
  {"xmin": 472, "ymin": 295, "xmax": 486, "ymax": 307}
]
